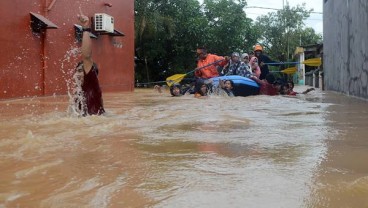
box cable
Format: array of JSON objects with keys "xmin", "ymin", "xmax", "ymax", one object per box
[{"xmin": 245, "ymin": 6, "xmax": 323, "ymax": 14}]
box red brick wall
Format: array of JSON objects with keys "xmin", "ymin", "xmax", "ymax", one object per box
[{"xmin": 0, "ymin": 0, "xmax": 134, "ymax": 99}]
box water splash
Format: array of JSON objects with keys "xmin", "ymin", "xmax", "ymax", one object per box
[
  {"xmin": 58, "ymin": 46, "xmax": 86, "ymax": 117},
  {"xmin": 89, "ymin": 175, "xmax": 126, "ymax": 208}
]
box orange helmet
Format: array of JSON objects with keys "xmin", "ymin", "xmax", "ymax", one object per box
[{"xmin": 254, "ymin": 44, "xmax": 263, "ymax": 51}]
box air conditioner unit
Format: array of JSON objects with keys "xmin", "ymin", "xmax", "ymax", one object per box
[{"xmin": 94, "ymin": 13, "xmax": 114, "ymax": 33}]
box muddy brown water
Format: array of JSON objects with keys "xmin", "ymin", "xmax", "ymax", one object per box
[{"xmin": 0, "ymin": 87, "xmax": 367, "ymax": 208}]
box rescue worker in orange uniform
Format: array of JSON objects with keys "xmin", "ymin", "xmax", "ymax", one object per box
[{"xmin": 195, "ymin": 46, "xmax": 229, "ymax": 79}]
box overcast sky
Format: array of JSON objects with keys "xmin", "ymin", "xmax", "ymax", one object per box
[{"xmin": 198, "ymin": 0, "xmax": 323, "ymax": 34}]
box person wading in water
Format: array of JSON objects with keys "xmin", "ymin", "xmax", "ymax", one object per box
[{"xmin": 72, "ymin": 12, "xmax": 105, "ymax": 116}]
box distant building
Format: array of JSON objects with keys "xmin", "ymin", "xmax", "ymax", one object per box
[
  {"xmin": 294, "ymin": 44, "xmax": 323, "ymax": 89},
  {"xmin": 323, "ymin": 0, "xmax": 368, "ymax": 99},
  {"xmin": 0, "ymin": 0, "xmax": 134, "ymax": 99}
]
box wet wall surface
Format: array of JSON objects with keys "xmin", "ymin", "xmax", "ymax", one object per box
[
  {"xmin": 323, "ymin": 0, "xmax": 368, "ymax": 99},
  {"xmin": 0, "ymin": 0, "xmax": 134, "ymax": 99}
]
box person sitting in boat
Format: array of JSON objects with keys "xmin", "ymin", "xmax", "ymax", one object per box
[
  {"xmin": 250, "ymin": 56, "xmax": 261, "ymax": 78},
  {"xmin": 221, "ymin": 52, "xmax": 252, "ymax": 78},
  {"xmin": 241, "ymin": 53, "xmax": 252, "ymax": 73},
  {"xmin": 71, "ymin": 13, "xmax": 105, "ymax": 116},
  {"xmin": 194, "ymin": 80, "xmax": 210, "ymax": 99},
  {"xmin": 195, "ymin": 46, "xmax": 230, "ymax": 79},
  {"xmin": 251, "ymin": 73, "xmax": 279, "ymax": 96},
  {"xmin": 254, "ymin": 44, "xmax": 281, "ymax": 80}
]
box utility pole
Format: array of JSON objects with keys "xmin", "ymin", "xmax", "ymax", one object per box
[
  {"xmin": 282, "ymin": 0, "xmax": 289, "ymax": 60},
  {"xmin": 285, "ymin": 0, "xmax": 290, "ymax": 61}
]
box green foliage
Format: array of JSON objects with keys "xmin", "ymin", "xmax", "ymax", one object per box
[
  {"xmin": 135, "ymin": 0, "xmax": 206, "ymax": 83},
  {"xmin": 134, "ymin": 0, "xmax": 322, "ymax": 84},
  {"xmin": 202, "ymin": 0, "xmax": 249, "ymax": 54},
  {"xmin": 135, "ymin": 0, "xmax": 259, "ymax": 83},
  {"xmin": 255, "ymin": 3, "xmax": 322, "ymax": 61}
]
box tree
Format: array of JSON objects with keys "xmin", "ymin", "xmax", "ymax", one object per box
[
  {"xmin": 255, "ymin": 3, "xmax": 322, "ymax": 61},
  {"xmin": 135, "ymin": 0, "xmax": 206, "ymax": 83},
  {"xmin": 202, "ymin": 0, "xmax": 256, "ymax": 55},
  {"xmin": 134, "ymin": 0, "xmax": 259, "ymax": 83}
]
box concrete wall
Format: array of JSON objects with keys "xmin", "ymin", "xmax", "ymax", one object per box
[
  {"xmin": 0, "ymin": 0, "xmax": 134, "ymax": 99},
  {"xmin": 323, "ymin": 0, "xmax": 368, "ymax": 99}
]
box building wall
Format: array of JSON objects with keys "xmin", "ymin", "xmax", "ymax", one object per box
[
  {"xmin": 323, "ymin": 0, "xmax": 368, "ymax": 99},
  {"xmin": 0, "ymin": 0, "xmax": 134, "ymax": 99}
]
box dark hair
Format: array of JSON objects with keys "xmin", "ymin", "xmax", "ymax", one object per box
[
  {"xmin": 280, "ymin": 83, "xmax": 290, "ymax": 95},
  {"xmin": 75, "ymin": 61, "xmax": 84, "ymax": 72},
  {"xmin": 224, "ymin": 80, "xmax": 234, "ymax": 87},
  {"xmin": 195, "ymin": 80, "xmax": 208, "ymax": 96},
  {"xmin": 197, "ymin": 45, "xmax": 207, "ymax": 50},
  {"xmin": 265, "ymin": 73, "xmax": 276, "ymax": 84},
  {"xmin": 76, "ymin": 61, "xmax": 83, "ymax": 68},
  {"xmin": 170, "ymin": 84, "xmax": 182, "ymax": 96},
  {"xmin": 288, "ymin": 81, "xmax": 295, "ymax": 89},
  {"xmin": 274, "ymin": 78, "xmax": 285, "ymax": 86},
  {"xmin": 75, "ymin": 61, "xmax": 99, "ymax": 75},
  {"xmin": 196, "ymin": 46, "xmax": 208, "ymax": 54}
]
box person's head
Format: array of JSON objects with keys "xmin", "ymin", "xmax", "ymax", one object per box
[
  {"xmin": 199, "ymin": 84, "xmax": 208, "ymax": 95},
  {"xmin": 196, "ymin": 46, "xmax": 208, "ymax": 60},
  {"xmin": 281, "ymin": 84, "xmax": 291, "ymax": 95},
  {"xmin": 250, "ymin": 57, "xmax": 259, "ymax": 70},
  {"xmin": 241, "ymin": 53, "xmax": 249, "ymax": 63},
  {"xmin": 231, "ymin": 52, "xmax": 240, "ymax": 63},
  {"xmin": 170, "ymin": 84, "xmax": 182, "ymax": 96},
  {"xmin": 74, "ymin": 61, "xmax": 84, "ymax": 82},
  {"xmin": 223, "ymin": 80, "xmax": 234, "ymax": 90},
  {"xmin": 195, "ymin": 80, "xmax": 208, "ymax": 96},
  {"xmin": 287, "ymin": 81, "xmax": 295, "ymax": 90},
  {"xmin": 265, "ymin": 73, "xmax": 276, "ymax": 84},
  {"xmin": 254, "ymin": 44, "xmax": 263, "ymax": 57},
  {"xmin": 273, "ymin": 80, "xmax": 282, "ymax": 92}
]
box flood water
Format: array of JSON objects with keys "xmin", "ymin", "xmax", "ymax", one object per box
[{"xmin": 0, "ymin": 87, "xmax": 367, "ymax": 208}]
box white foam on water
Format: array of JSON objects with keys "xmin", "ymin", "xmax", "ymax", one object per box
[
  {"xmin": 58, "ymin": 46, "xmax": 87, "ymax": 117},
  {"xmin": 40, "ymin": 177, "xmax": 101, "ymax": 208},
  {"xmin": 67, "ymin": 69, "xmax": 86, "ymax": 117},
  {"xmin": 347, "ymin": 176, "xmax": 368, "ymax": 195},
  {"xmin": 89, "ymin": 175, "xmax": 126, "ymax": 208},
  {"xmin": 15, "ymin": 159, "xmax": 63, "ymax": 179},
  {"xmin": 5, "ymin": 192, "xmax": 30, "ymax": 202}
]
